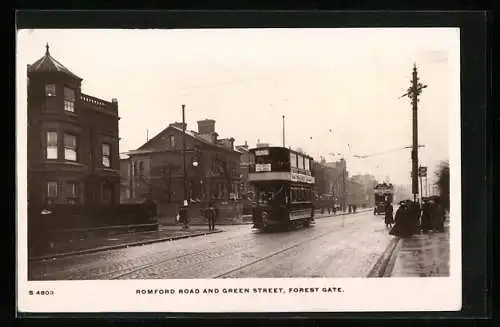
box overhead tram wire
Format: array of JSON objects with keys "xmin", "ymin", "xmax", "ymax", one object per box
[{"xmin": 352, "ymin": 145, "xmax": 425, "ymax": 159}]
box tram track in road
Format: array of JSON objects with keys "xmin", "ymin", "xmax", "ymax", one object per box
[
  {"xmin": 84, "ymin": 212, "xmax": 367, "ymax": 280},
  {"xmin": 98, "ymin": 231, "xmax": 261, "ymax": 280},
  {"xmin": 214, "ymin": 213, "xmax": 391, "ymax": 278},
  {"xmin": 108, "ymin": 235, "xmax": 266, "ymax": 280},
  {"xmin": 108, "ymin": 220, "xmax": 353, "ymax": 279},
  {"xmin": 108, "ymin": 225, "xmax": 332, "ymax": 279},
  {"xmin": 211, "ymin": 222, "xmax": 360, "ymax": 279},
  {"xmin": 33, "ymin": 229, "xmax": 256, "ymax": 280}
]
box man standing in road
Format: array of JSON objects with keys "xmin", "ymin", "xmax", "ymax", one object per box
[{"xmin": 205, "ymin": 203, "xmax": 217, "ymax": 231}]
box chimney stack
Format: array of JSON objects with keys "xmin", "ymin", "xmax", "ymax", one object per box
[{"xmin": 197, "ymin": 119, "xmax": 218, "ymax": 143}]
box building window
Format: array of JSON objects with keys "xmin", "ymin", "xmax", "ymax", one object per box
[
  {"xmin": 102, "ymin": 143, "xmax": 111, "ymax": 167},
  {"xmin": 46, "ymin": 181, "xmax": 58, "ymax": 203},
  {"xmin": 64, "ymin": 133, "xmax": 77, "ymax": 161},
  {"xmin": 290, "ymin": 153, "xmax": 297, "ymax": 168},
  {"xmin": 45, "ymin": 84, "xmax": 56, "ymax": 97},
  {"xmin": 64, "ymin": 87, "xmax": 75, "ymax": 112},
  {"xmin": 46, "ymin": 131, "xmax": 58, "ymax": 159},
  {"xmin": 169, "ymin": 135, "xmax": 175, "ymax": 147},
  {"xmin": 66, "ymin": 182, "xmax": 79, "ymax": 204},
  {"xmin": 297, "ymin": 155, "xmax": 304, "ymax": 170}
]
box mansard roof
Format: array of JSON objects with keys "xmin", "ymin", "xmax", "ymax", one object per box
[{"xmin": 27, "ymin": 43, "xmax": 82, "ymax": 80}]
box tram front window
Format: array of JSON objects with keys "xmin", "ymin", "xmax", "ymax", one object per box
[{"xmin": 257, "ymin": 185, "xmax": 285, "ymax": 205}]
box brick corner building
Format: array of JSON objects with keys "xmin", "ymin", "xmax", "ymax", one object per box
[
  {"xmin": 122, "ymin": 119, "xmax": 241, "ymax": 204},
  {"xmin": 27, "ymin": 44, "xmax": 121, "ymax": 205}
]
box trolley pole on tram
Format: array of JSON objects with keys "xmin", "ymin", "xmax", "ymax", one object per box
[
  {"xmin": 400, "ymin": 64, "xmax": 427, "ymax": 203},
  {"xmin": 282, "ymin": 115, "xmax": 286, "ymax": 147}
]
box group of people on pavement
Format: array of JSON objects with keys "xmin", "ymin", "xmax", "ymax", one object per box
[
  {"xmin": 383, "ymin": 197, "xmax": 446, "ymax": 238},
  {"xmin": 176, "ymin": 203, "xmax": 219, "ymax": 231}
]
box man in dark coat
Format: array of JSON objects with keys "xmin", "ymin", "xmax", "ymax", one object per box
[{"xmin": 205, "ymin": 203, "xmax": 217, "ymax": 231}]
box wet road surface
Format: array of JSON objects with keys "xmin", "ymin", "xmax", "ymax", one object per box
[{"xmin": 29, "ymin": 210, "xmax": 395, "ymax": 280}]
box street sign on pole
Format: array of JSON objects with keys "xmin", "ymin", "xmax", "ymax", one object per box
[{"xmin": 418, "ymin": 166, "xmax": 427, "ymax": 177}]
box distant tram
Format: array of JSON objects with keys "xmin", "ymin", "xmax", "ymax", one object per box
[
  {"xmin": 248, "ymin": 146, "xmax": 315, "ymax": 231},
  {"xmin": 373, "ymin": 182, "xmax": 394, "ymax": 215}
]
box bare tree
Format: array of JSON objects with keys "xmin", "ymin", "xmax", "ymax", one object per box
[
  {"xmin": 139, "ymin": 163, "xmax": 181, "ymax": 203},
  {"xmin": 213, "ymin": 155, "xmax": 236, "ymax": 199}
]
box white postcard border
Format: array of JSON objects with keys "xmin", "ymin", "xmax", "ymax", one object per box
[{"xmin": 16, "ymin": 27, "xmax": 462, "ymax": 313}]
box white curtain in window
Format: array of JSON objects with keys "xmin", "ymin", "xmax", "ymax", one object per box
[
  {"xmin": 47, "ymin": 181, "xmax": 58, "ymax": 198},
  {"xmin": 64, "ymin": 100, "xmax": 75, "ymax": 112},
  {"xmin": 102, "ymin": 144, "xmax": 111, "ymax": 167},
  {"xmin": 67, "ymin": 182, "xmax": 77, "ymax": 198},
  {"xmin": 46, "ymin": 131, "xmax": 58, "ymax": 159},
  {"xmin": 45, "ymin": 84, "xmax": 56, "ymax": 96},
  {"xmin": 297, "ymin": 155, "xmax": 304, "ymax": 169},
  {"xmin": 64, "ymin": 134, "xmax": 77, "ymax": 161},
  {"xmin": 290, "ymin": 153, "xmax": 297, "ymax": 168}
]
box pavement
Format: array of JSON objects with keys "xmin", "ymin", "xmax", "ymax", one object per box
[
  {"xmin": 388, "ymin": 221, "xmax": 450, "ymax": 277},
  {"xmin": 29, "ymin": 227, "xmax": 222, "ymax": 262}
]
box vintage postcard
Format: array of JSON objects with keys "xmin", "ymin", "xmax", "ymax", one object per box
[{"xmin": 17, "ymin": 27, "xmax": 461, "ymax": 313}]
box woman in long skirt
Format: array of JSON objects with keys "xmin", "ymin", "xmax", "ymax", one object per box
[{"xmin": 384, "ymin": 203, "xmax": 394, "ymax": 228}]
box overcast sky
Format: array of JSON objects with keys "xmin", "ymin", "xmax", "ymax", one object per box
[{"xmin": 17, "ymin": 28, "xmax": 459, "ymax": 186}]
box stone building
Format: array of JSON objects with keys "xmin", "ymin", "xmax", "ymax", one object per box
[
  {"xmin": 121, "ymin": 119, "xmax": 241, "ymax": 203},
  {"xmin": 27, "ymin": 44, "xmax": 120, "ymax": 205},
  {"xmin": 347, "ymin": 174, "xmax": 377, "ymax": 207},
  {"xmin": 311, "ymin": 158, "xmax": 348, "ymax": 208}
]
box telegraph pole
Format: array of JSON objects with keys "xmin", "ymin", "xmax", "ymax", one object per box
[
  {"xmin": 400, "ymin": 64, "xmax": 427, "ymax": 203},
  {"xmin": 182, "ymin": 104, "xmax": 187, "ymax": 206}
]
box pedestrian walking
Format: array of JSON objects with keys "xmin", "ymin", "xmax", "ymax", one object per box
[
  {"xmin": 205, "ymin": 203, "xmax": 217, "ymax": 231},
  {"xmin": 384, "ymin": 202, "xmax": 394, "ymax": 228}
]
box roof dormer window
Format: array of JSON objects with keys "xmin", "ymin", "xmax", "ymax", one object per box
[{"xmin": 45, "ymin": 84, "xmax": 56, "ymax": 97}]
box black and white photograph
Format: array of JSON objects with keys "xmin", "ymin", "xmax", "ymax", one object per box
[{"xmin": 17, "ymin": 27, "xmax": 461, "ymax": 312}]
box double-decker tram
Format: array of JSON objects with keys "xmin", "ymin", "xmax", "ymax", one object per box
[{"xmin": 248, "ymin": 146, "xmax": 315, "ymax": 231}]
